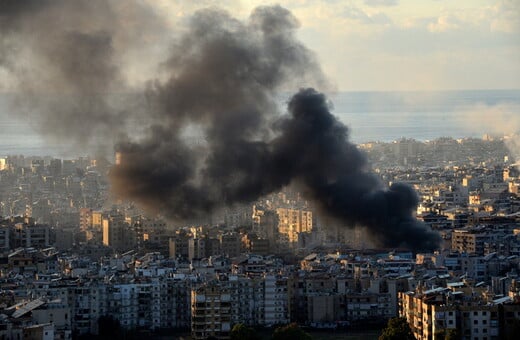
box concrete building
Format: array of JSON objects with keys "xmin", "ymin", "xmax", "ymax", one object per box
[
  {"xmin": 252, "ymin": 206, "xmax": 279, "ymax": 242},
  {"xmin": 32, "ymin": 300, "xmax": 72, "ymax": 340},
  {"xmin": 306, "ymin": 294, "xmax": 345, "ymax": 325},
  {"xmin": 345, "ymin": 292, "xmax": 392, "ymax": 323},
  {"xmin": 226, "ymin": 275, "xmax": 256, "ymax": 326},
  {"xmin": 169, "ymin": 229, "xmax": 191, "ymax": 259},
  {"xmin": 188, "ymin": 238, "xmax": 206, "ymax": 261},
  {"xmin": 452, "ymin": 228, "xmax": 491, "ymax": 255},
  {"xmin": 259, "ymin": 274, "xmax": 289, "ymax": 326},
  {"xmin": 191, "ymin": 281, "xmax": 232, "ymax": 340},
  {"xmin": 11, "ymin": 223, "xmax": 50, "ymax": 249},
  {"xmin": 0, "ymin": 226, "xmax": 9, "ymax": 251},
  {"xmin": 79, "ymin": 208, "xmax": 93, "ymax": 232},
  {"xmin": 102, "ymin": 214, "xmax": 135, "ymax": 252},
  {"xmin": 399, "ymin": 284, "xmax": 520, "ymax": 340},
  {"xmin": 23, "ymin": 323, "xmax": 54, "ymax": 340},
  {"xmin": 276, "ymin": 208, "xmax": 313, "ymax": 245},
  {"xmin": 69, "ymin": 285, "xmax": 107, "ymax": 335},
  {"xmin": 218, "ymin": 232, "xmax": 241, "ymax": 258}
]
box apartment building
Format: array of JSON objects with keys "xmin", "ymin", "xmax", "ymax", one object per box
[
  {"xmin": 399, "ymin": 285, "xmax": 520, "ymax": 340},
  {"xmin": 276, "ymin": 208, "xmax": 313, "ymax": 245},
  {"xmin": 191, "ymin": 281, "xmax": 232, "ymax": 340}
]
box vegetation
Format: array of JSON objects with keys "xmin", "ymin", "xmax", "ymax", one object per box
[
  {"xmin": 230, "ymin": 323, "xmax": 260, "ymax": 340},
  {"xmin": 379, "ymin": 317, "xmax": 415, "ymax": 340},
  {"xmin": 272, "ymin": 323, "xmax": 313, "ymax": 340},
  {"xmin": 435, "ymin": 328, "xmax": 461, "ymax": 340}
]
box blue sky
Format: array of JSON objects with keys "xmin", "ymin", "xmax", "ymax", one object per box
[{"xmin": 149, "ymin": 0, "xmax": 520, "ymax": 91}]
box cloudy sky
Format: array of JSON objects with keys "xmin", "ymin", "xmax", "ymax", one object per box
[{"xmin": 148, "ymin": 0, "xmax": 520, "ymax": 91}]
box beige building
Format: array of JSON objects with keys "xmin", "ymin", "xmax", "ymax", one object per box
[
  {"xmin": 276, "ymin": 208, "xmax": 313, "ymax": 244},
  {"xmin": 451, "ymin": 229, "xmax": 489, "ymax": 255},
  {"xmin": 91, "ymin": 211, "xmax": 103, "ymax": 230},
  {"xmin": 399, "ymin": 285, "xmax": 520, "ymax": 340},
  {"xmin": 191, "ymin": 282, "xmax": 232, "ymax": 339},
  {"xmin": 79, "ymin": 208, "xmax": 93, "ymax": 232}
]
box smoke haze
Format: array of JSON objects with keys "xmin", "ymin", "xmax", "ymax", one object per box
[
  {"xmin": 460, "ymin": 103, "xmax": 520, "ymax": 168},
  {"xmin": 0, "ymin": 0, "xmax": 163, "ymax": 152},
  {"xmin": 0, "ymin": 2, "xmax": 440, "ymax": 251}
]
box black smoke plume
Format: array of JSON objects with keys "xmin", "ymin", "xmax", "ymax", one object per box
[
  {"xmin": 273, "ymin": 90, "xmax": 441, "ymax": 251},
  {"xmin": 0, "ymin": 3, "xmax": 440, "ymax": 251},
  {"xmin": 0, "ymin": 0, "xmax": 162, "ymax": 152},
  {"xmin": 111, "ymin": 5, "xmax": 326, "ymax": 217}
]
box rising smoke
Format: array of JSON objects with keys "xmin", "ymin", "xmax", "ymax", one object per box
[
  {"xmin": 0, "ymin": 0, "xmax": 161, "ymax": 152},
  {"xmin": 0, "ymin": 2, "xmax": 440, "ymax": 252}
]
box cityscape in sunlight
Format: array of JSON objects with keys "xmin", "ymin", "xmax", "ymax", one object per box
[{"xmin": 0, "ymin": 1, "xmax": 519, "ymax": 339}]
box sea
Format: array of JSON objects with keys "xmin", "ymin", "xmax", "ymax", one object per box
[{"xmin": 1, "ymin": 89, "xmax": 519, "ymax": 157}]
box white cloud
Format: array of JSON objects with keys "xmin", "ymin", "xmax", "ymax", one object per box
[
  {"xmin": 489, "ymin": 0, "xmax": 520, "ymax": 33},
  {"xmin": 427, "ymin": 15, "xmax": 462, "ymax": 32},
  {"xmin": 364, "ymin": 0, "xmax": 399, "ymax": 7},
  {"xmin": 343, "ymin": 6, "xmax": 393, "ymax": 25},
  {"xmin": 99, "ymin": 1, "xmax": 520, "ymax": 91}
]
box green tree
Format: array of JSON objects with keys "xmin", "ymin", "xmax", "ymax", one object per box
[
  {"xmin": 272, "ymin": 323, "xmax": 312, "ymax": 340},
  {"xmin": 230, "ymin": 323, "xmax": 260, "ymax": 340},
  {"xmin": 379, "ymin": 317, "xmax": 415, "ymax": 340}
]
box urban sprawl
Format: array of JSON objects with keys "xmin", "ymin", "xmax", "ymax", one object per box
[{"xmin": 1, "ymin": 136, "xmax": 520, "ymax": 339}]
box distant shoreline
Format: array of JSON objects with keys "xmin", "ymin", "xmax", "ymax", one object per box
[{"xmin": 1, "ymin": 89, "xmax": 519, "ymax": 157}]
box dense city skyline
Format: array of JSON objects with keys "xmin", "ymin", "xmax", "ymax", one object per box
[{"xmin": 0, "ymin": 2, "xmax": 520, "ymax": 338}]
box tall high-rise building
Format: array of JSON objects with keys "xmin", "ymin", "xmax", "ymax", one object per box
[
  {"xmin": 49, "ymin": 158, "xmax": 62, "ymax": 177},
  {"xmin": 219, "ymin": 232, "xmax": 241, "ymax": 258},
  {"xmin": 191, "ymin": 282, "xmax": 231, "ymax": 339},
  {"xmin": 188, "ymin": 238, "xmax": 206, "ymax": 261},
  {"xmin": 169, "ymin": 229, "xmax": 191, "ymax": 259},
  {"xmin": 276, "ymin": 208, "xmax": 313, "ymax": 244},
  {"xmin": 79, "ymin": 208, "xmax": 93, "ymax": 232},
  {"xmin": 102, "ymin": 213, "xmax": 135, "ymax": 252}
]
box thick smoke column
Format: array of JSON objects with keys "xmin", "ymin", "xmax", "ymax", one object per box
[
  {"xmin": 110, "ymin": 7, "xmax": 440, "ymax": 251},
  {"xmin": 0, "ymin": 3, "xmax": 440, "ymax": 251},
  {"xmin": 111, "ymin": 6, "xmax": 326, "ymax": 217},
  {"xmin": 273, "ymin": 90, "xmax": 441, "ymax": 251}
]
